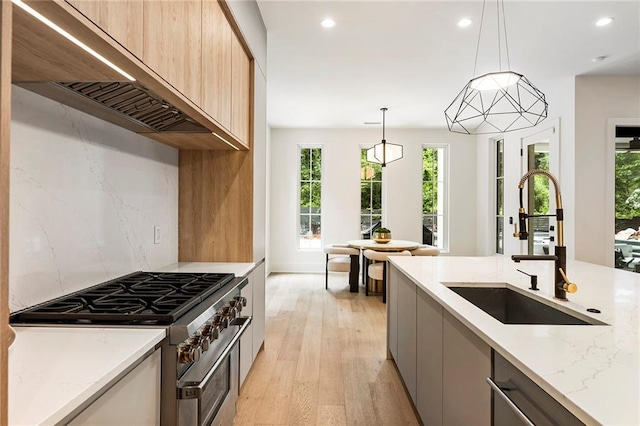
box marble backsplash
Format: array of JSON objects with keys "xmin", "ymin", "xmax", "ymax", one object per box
[{"xmin": 9, "ymin": 86, "xmax": 179, "ymax": 312}]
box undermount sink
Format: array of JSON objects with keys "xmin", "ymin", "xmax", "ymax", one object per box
[{"xmin": 445, "ymin": 285, "xmax": 606, "ymax": 325}]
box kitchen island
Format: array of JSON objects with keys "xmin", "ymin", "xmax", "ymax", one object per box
[{"xmin": 388, "ymin": 256, "xmax": 639, "ymax": 425}]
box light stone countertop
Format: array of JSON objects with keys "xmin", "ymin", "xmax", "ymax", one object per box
[
  {"xmin": 154, "ymin": 261, "xmax": 258, "ymax": 278},
  {"xmin": 389, "ymin": 255, "xmax": 640, "ymax": 426},
  {"xmin": 8, "ymin": 327, "xmax": 166, "ymax": 426}
]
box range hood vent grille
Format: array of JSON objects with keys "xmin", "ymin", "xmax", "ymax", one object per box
[{"xmin": 56, "ymin": 81, "xmax": 209, "ymax": 133}]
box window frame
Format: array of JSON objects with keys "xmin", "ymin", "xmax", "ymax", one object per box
[
  {"xmin": 422, "ymin": 144, "xmax": 449, "ymax": 251},
  {"xmin": 297, "ymin": 145, "xmax": 323, "ymax": 251},
  {"xmin": 360, "ymin": 147, "xmax": 383, "ymax": 238},
  {"xmin": 496, "ymin": 139, "xmax": 505, "ymax": 254}
]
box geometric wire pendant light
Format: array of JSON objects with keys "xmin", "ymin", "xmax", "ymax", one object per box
[
  {"xmin": 445, "ymin": 0, "xmax": 548, "ymax": 135},
  {"xmin": 366, "ymin": 107, "xmax": 403, "ymax": 167}
]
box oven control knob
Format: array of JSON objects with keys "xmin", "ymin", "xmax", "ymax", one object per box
[
  {"xmin": 212, "ymin": 314, "xmax": 228, "ymax": 329},
  {"xmin": 238, "ymin": 296, "xmax": 247, "ymax": 307},
  {"xmin": 186, "ymin": 337, "xmax": 205, "ymax": 356},
  {"xmin": 229, "ymin": 299, "xmax": 243, "ymax": 312},
  {"xmin": 200, "ymin": 324, "xmax": 219, "ymax": 342},
  {"xmin": 190, "ymin": 335, "xmax": 209, "ymax": 352},
  {"xmin": 222, "ymin": 305, "xmax": 237, "ymax": 319},
  {"xmin": 177, "ymin": 343, "xmax": 201, "ymax": 363}
]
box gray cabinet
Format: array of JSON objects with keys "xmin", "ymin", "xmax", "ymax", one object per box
[
  {"xmin": 239, "ymin": 277, "xmax": 254, "ymax": 387},
  {"xmin": 443, "ymin": 311, "xmax": 491, "ymax": 425},
  {"xmin": 416, "ymin": 289, "xmax": 443, "ymax": 425},
  {"xmin": 387, "ymin": 266, "xmax": 400, "ymax": 360},
  {"xmin": 396, "ymin": 269, "xmax": 417, "ymax": 403},
  {"xmin": 388, "ymin": 266, "xmax": 491, "ymax": 425}
]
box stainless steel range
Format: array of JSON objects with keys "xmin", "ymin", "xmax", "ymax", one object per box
[{"xmin": 10, "ymin": 271, "xmax": 251, "ymax": 426}]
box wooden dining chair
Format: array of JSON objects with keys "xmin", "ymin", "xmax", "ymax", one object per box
[
  {"xmin": 324, "ymin": 244, "xmax": 360, "ymax": 290},
  {"xmin": 363, "ymin": 249, "xmax": 412, "ymax": 302}
]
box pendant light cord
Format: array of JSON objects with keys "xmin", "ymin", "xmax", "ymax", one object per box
[
  {"xmin": 472, "ymin": 0, "xmax": 486, "ymax": 76},
  {"xmin": 473, "ymin": 0, "xmax": 512, "ymax": 75},
  {"xmin": 501, "ymin": 0, "xmax": 511, "ymax": 70}
]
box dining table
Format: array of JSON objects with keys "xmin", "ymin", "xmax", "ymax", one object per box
[{"xmin": 347, "ymin": 239, "xmax": 421, "ymax": 288}]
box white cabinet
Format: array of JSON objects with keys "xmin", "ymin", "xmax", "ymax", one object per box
[
  {"xmin": 239, "ymin": 277, "xmax": 254, "ymax": 387},
  {"xmin": 68, "ymin": 349, "xmax": 161, "ymax": 425},
  {"xmin": 238, "ymin": 260, "xmax": 266, "ymax": 389}
]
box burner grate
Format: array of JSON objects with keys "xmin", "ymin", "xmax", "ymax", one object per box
[{"xmin": 10, "ymin": 272, "xmax": 235, "ymax": 325}]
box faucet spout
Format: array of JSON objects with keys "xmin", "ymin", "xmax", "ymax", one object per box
[{"xmin": 512, "ymin": 169, "xmax": 575, "ymax": 300}]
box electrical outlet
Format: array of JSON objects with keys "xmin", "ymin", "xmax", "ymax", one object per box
[{"xmin": 154, "ymin": 226, "xmax": 161, "ymax": 244}]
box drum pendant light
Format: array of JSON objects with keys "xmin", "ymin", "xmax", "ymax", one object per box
[
  {"xmin": 445, "ymin": 0, "xmax": 548, "ymax": 135},
  {"xmin": 366, "ymin": 107, "xmax": 403, "ymax": 167}
]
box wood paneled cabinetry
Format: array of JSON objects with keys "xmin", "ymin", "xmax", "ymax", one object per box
[
  {"xmin": 142, "ymin": 0, "xmax": 202, "ymax": 107},
  {"xmin": 202, "ymin": 0, "xmax": 232, "ymax": 130},
  {"xmin": 202, "ymin": 0, "xmax": 252, "ymax": 144},
  {"xmin": 66, "ymin": 0, "xmax": 144, "ymax": 59},
  {"xmin": 230, "ymin": 31, "xmax": 251, "ymax": 144},
  {"xmin": 65, "ymin": 0, "xmax": 253, "ymax": 148}
]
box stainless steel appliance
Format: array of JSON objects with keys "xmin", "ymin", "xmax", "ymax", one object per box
[{"xmin": 10, "ymin": 271, "xmax": 251, "ymax": 426}]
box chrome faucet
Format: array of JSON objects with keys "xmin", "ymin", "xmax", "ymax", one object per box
[{"xmin": 511, "ymin": 169, "xmax": 577, "ymax": 300}]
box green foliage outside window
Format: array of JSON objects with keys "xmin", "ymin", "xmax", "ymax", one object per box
[
  {"xmin": 532, "ymin": 152, "xmax": 549, "ymax": 215},
  {"xmin": 422, "ymin": 148, "xmax": 438, "ymax": 215},
  {"xmin": 615, "ymin": 152, "xmax": 640, "ymax": 222}
]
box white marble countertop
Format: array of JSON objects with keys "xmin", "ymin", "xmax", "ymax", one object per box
[
  {"xmin": 154, "ymin": 261, "xmax": 257, "ymax": 277},
  {"xmin": 9, "ymin": 327, "xmax": 166, "ymax": 426},
  {"xmin": 389, "ymin": 256, "xmax": 639, "ymax": 426}
]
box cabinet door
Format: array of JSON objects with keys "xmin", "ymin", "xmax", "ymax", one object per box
[
  {"xmin": 387, "ymin": 265, "xmax": 399, "ymax": 360},
  {"xmin": 251, "ymin": 262, "xmax": 266, "ymax": 360},
  {"xmin": 68, "ymin": 350, "xmax": 161, "ymax": 425},
  {"xmin": 202, "ymin": 0, "xmax": 232, "ymax": 129},
  {"xmin": 67, "ymin": 0, "xmax": 144, "ymax": 59},
  {"xmin": 143, "ymin": 0, "xmax": 202, "ymax": 105},
  {"xmin": 396, "ymin": 271, "xmax": 417, "ymax": 403},
  {"xmin": 416, "ymin": 289, "xmax": 443, "ymax": 425},
  {"xmin": 239, "ymin": 279, "xmax": 254, "ymax": 388},
  {"xmin": 230, "ymin": 32, "xmax": 251, "ymax": 144},
  {"xmin": 443, "ymin": 311, "xmax": 491, "ymax": 426}
]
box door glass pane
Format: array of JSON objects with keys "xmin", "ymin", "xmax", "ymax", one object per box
[{"xmin": 527, "ymin": 143, "xmax": 550, "ymax": 255}]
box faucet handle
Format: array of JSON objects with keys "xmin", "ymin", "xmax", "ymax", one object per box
[
  {"xmin": 558, "ymin": 268, "xmax": 578, "ymax": 294},
  {"xmin": 513, "ymin": 223, "xmax": 520, "ymax": 238}
]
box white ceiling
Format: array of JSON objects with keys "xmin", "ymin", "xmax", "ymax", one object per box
[{"xmin": 256, "ymin": 0, "xmax": 640, "ymax": 129}]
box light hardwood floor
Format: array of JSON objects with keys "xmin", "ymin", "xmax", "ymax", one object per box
[{"xmin": 234, "ymin": 273, "xmax": 420, "ymax": 426}]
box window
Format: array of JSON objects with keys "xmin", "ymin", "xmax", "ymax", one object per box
[
  {"xmin": 299, "ymin": 146, "xmax": 322, "ymax": 249},
  {"xmin": 422, "ymin": 146, "xmax": 447, "ymax": 249},
  {"xmin": 361, "ymin": 148, "xmax": 383, "ymax": 238},
  {"xmin": 496, "ymin": 139, "xmax": 504, "ymax": 254}
]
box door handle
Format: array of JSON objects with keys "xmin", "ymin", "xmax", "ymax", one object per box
[{"xmin": 486, "ymin": 377, "xmax": 535, "ymax": 426}]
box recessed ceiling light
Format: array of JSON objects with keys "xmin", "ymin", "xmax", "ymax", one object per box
[
  {"xmin": 321, "ymin": 18, "xmax": 336, "ymax": 28},
  {"xmin": 457, "ymin": 18, "xmax": 472, "ymax": 28},
  {"xmin": 596, "ymin": 17, "xmax": 614, "ymax": 27}
]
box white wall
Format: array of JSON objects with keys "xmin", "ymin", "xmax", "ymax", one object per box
[
  {"xmin": 575, "ymin": 76, "xmax": 640, "ymax": 266},
  {"xmin": 474, "ymin": 75, "xmax": 640, "ymax": 268},
  {"xmin": 9, "ymin": 87, "xmax": 178, "ymax": 311},
  {"xmin": 270, "ymin": 128, "xmax": 477, "ymax": 272}
]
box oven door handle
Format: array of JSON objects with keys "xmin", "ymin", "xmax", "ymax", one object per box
[{"xmin": 178, "ymin": 316, "xmax": 252, "ymax": 399}]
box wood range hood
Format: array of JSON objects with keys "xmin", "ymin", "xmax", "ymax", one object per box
[{"xmin": 11, "ymin": 0, "xmax": 247, "ymax": 151}]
